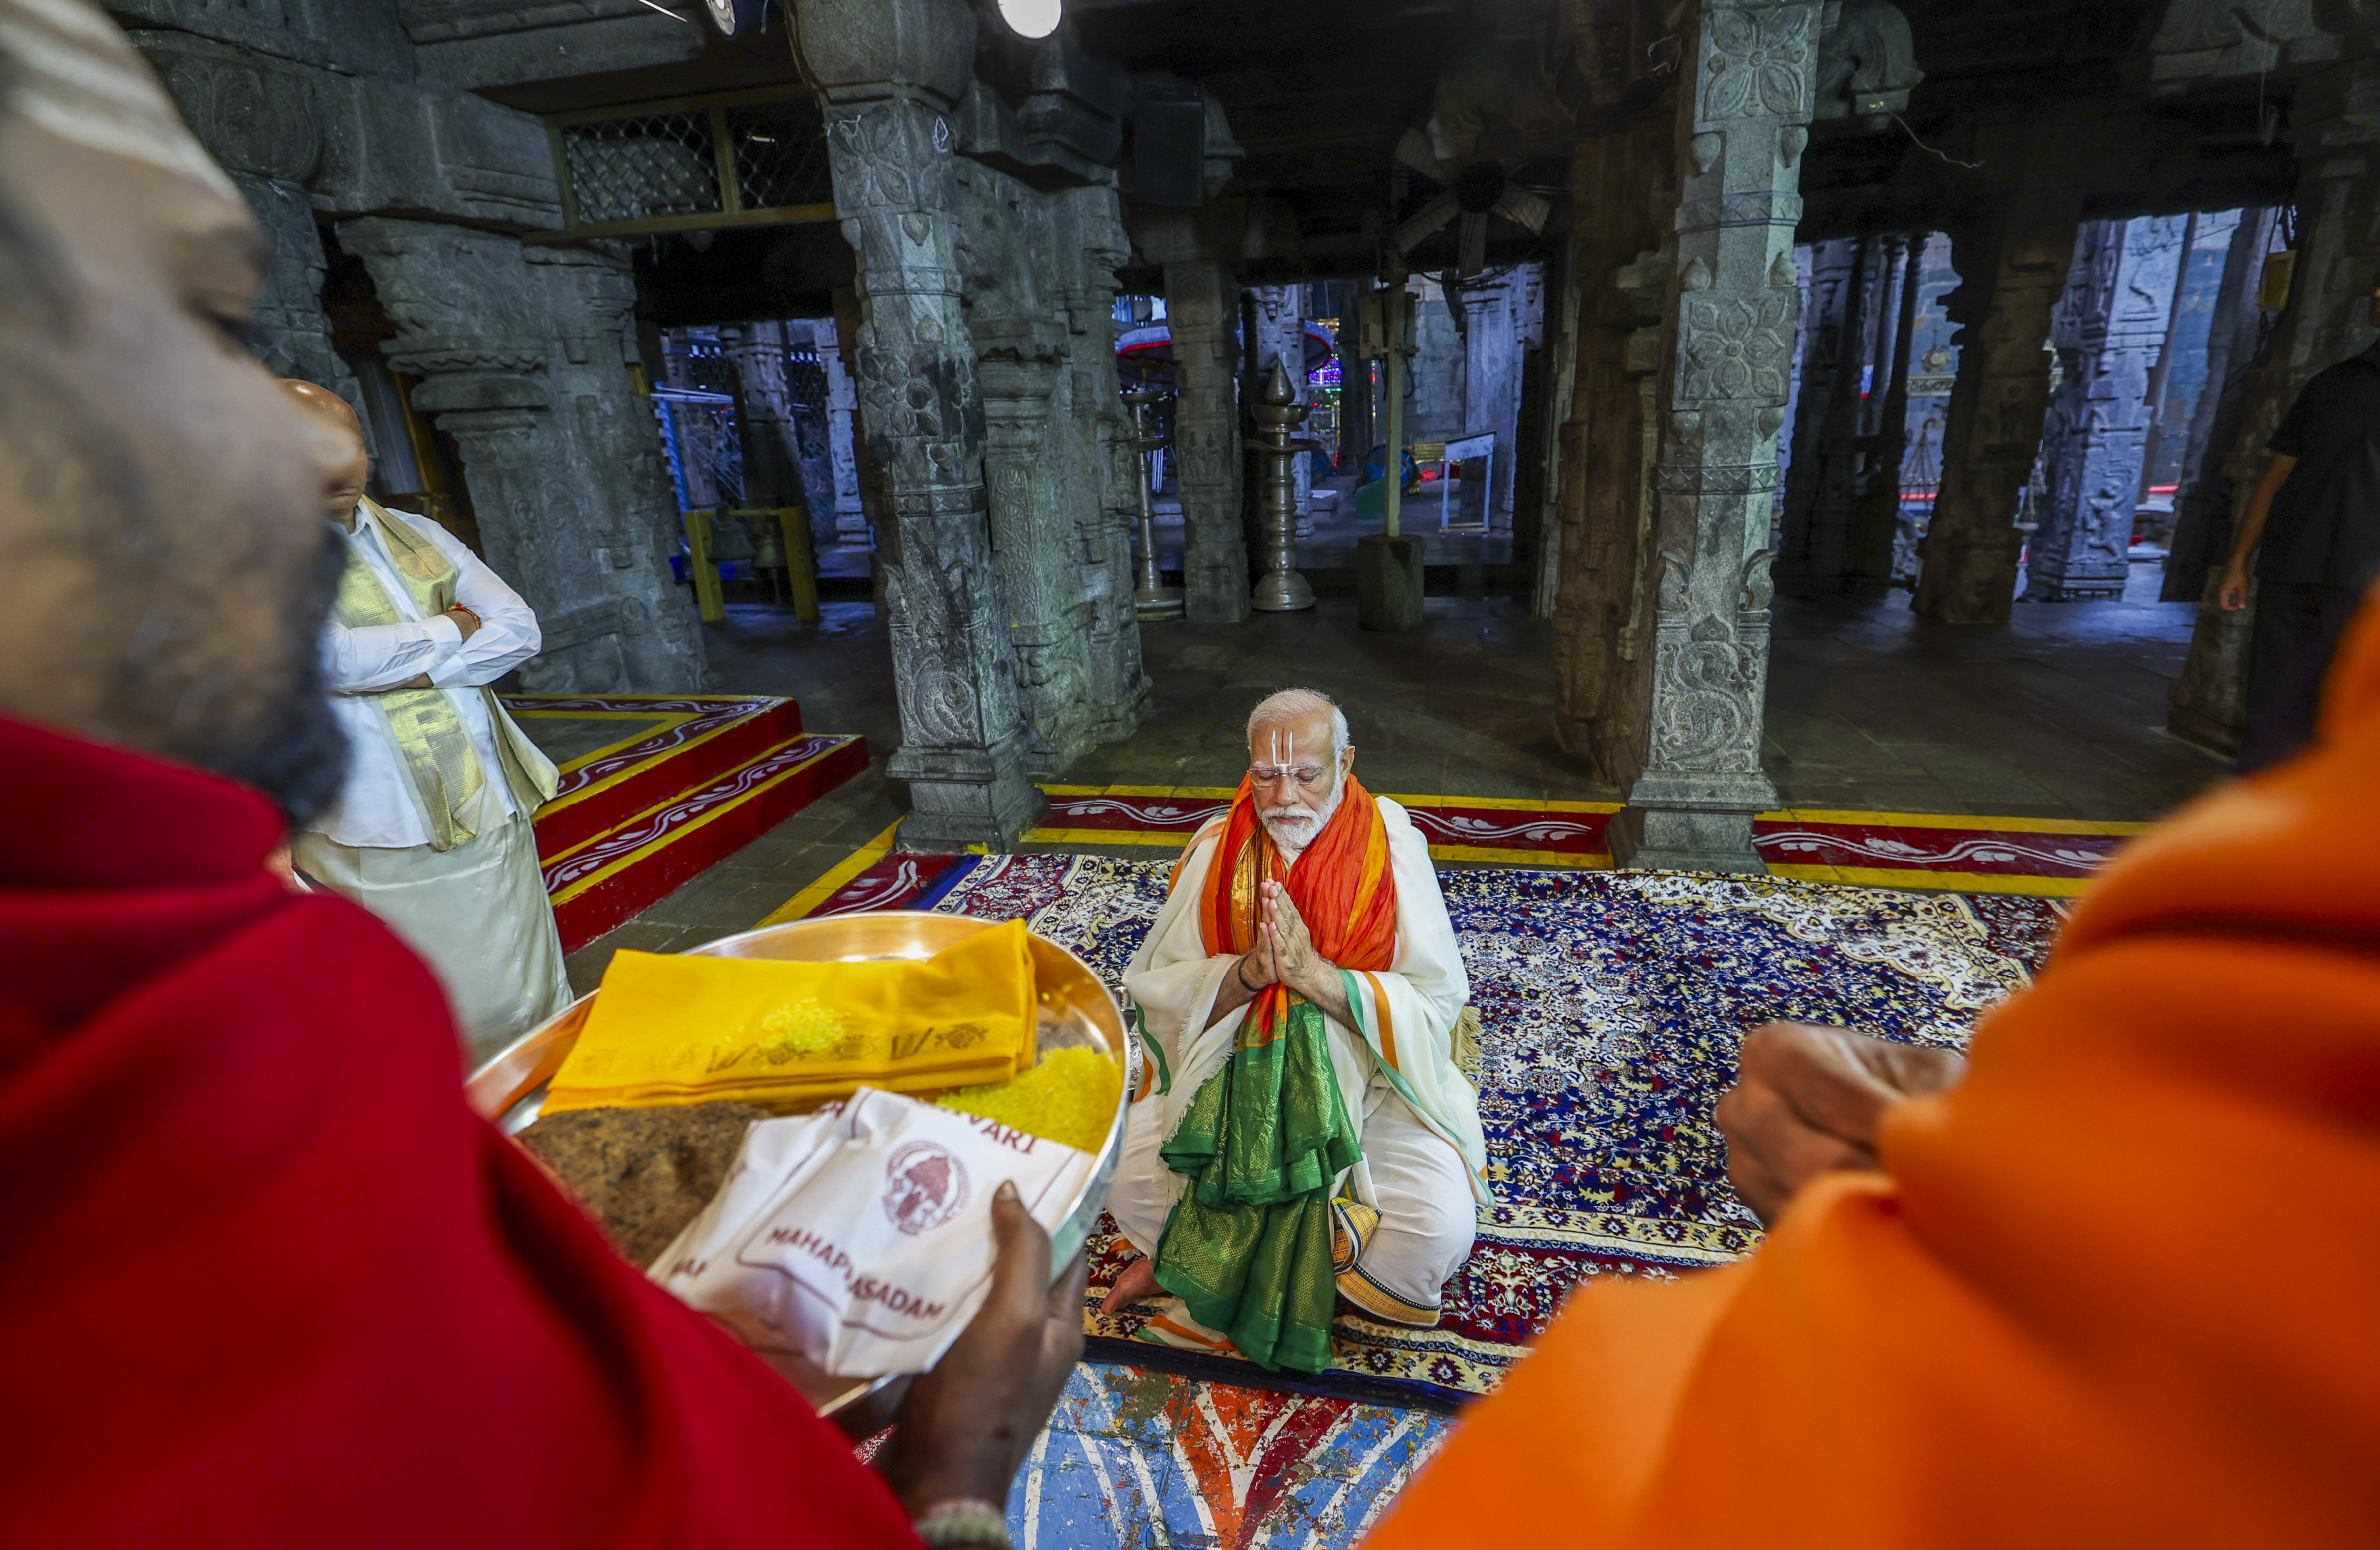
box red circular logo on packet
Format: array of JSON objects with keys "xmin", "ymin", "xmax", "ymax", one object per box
[{"xmin": 882, "ymin": 1141, "xmax": 970, "ymax": 1236}]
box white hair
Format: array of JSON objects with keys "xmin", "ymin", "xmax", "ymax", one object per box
[{"xmin": 1246, "ymin": 688, "xmax": 1349, "ymax": 755}]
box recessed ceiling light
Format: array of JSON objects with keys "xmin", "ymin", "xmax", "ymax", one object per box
[{"xmin": 996, "ymin": 0, "xmax": 1060, "ymax": 39}]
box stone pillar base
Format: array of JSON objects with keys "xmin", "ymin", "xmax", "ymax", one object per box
[
  {"xmin": 887, "ymin": 740, "xmax": 1049, "ymax": 852},
  {"xmin": 1607, "ymin": 804, "xmax": 1768, "ymax": 875},
  {"xmin": 1357, "ymin": 533, "xmax": 1425, "ymax": 632},
  {"xmin": 1609, "ymin": 768, "xmax": 1775, "ymax": 874}
]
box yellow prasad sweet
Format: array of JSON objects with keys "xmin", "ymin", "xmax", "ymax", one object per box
[
  {"xmin": 543, "ymin": 918, "xmax": 1037, "ymax": 1113},
  {"xmin": 936, "ymin": 1045, "xmax": 1122, "ymax": 1156}
]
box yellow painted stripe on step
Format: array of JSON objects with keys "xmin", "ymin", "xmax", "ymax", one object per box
[
  {"xmin": 1765, "ymin": 862, "xmax": 2091, "ymax": 897},
  {"xmin": 1424, "ymin": 844, "xmax": 1614, "ymax": 868},
  {"xmin": 1761, "ymin": 809, "xmax": 2153, "ymax": 836},
  {"xmin": 1023, "ymin": 827, "xmax": 1192, "ymax": 848},
  {"xmin": 756, "ymin": 818, "xmax": 903, "ymax": 925}
]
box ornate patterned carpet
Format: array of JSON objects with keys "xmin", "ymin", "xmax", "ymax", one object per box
[
  {"xmin": 1002, "ymin": 1362, "xmax": 1452, "ymax": 1550},
  {"xmin": 928, "ymin": 852, "xmax": 2065, "ymax": 1406}
]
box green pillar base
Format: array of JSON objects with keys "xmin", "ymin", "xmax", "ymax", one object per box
[{"xmin": 1356, "ymin": 532, "xmax": 1425, "ymax": 632}]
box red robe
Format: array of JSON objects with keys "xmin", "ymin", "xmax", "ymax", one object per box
[{"xmin": 0, "ymin": 713, "xmax": 920, "ymax": 1548}]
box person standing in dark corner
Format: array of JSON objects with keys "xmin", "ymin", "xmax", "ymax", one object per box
[{"xmin": 2218, "ymin": 273, "xmax": 2380, "ymax": 772}]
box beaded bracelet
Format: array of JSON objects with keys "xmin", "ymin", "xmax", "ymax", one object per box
[{"xmin": 913, "ymin": 1498, "xmax": 1011, "ymax": 1550}]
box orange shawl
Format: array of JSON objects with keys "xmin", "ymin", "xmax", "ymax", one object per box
[{"xmin": 1362, "ymin": 596, "xmax": 2380, "ymax": 1544}]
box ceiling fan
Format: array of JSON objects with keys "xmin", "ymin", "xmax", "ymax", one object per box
[{"xmin": 1387, "ymin": 128, "xmax": 1553, "ymax": 278}]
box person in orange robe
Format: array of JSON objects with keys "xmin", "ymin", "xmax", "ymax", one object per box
[{"xmin": 1364, "ymin": 596, "xmax": 2380, "ymax": 1542}]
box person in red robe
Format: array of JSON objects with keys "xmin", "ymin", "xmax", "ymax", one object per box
[{"xmin": 0, "ymin": 4, "xmax": 1077, "ymax": 1545}]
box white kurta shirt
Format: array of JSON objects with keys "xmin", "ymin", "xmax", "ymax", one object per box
[
  {"xmin": 309, "ymin": 506, "xmax": 543, "ymax": 849},
  {"xmin": 1121, "ymin": 796, "xmax": 1492, "ymax": 1222}
]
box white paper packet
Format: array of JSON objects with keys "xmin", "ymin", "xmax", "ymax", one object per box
[{"xmin": 650, "ymin": 1086, "xmax": 1097, "ymax": 1378}]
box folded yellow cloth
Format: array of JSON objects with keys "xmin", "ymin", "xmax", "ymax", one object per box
[{"xmin": 543, "ymin": 918, "xmax": 1038, "ymax": 1114}]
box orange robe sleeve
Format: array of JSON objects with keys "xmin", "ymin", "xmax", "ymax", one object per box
[{"xmin": 1364, "ymin": 588, "xmax": 2380, "ymax": 1548}]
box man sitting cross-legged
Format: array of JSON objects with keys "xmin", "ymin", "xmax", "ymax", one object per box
[{"xmin": 1100, "ymin": 688, "xmax": 1489, "ymax": 1371}]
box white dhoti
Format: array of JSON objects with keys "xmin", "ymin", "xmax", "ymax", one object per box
[
  {"xmin": 292, "ymin": 814, "xmax": 573, "ymax": 1063},
  {"xmin": 1115, "ymin": 796, "xmax": 1490, "ymax": 1329}
]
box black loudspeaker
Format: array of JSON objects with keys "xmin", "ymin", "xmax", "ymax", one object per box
[{"xmin": 1134, "ymin": 96, "xmax": 1206, "ymax": 208}]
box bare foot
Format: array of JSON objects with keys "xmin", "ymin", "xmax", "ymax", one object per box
[{"xmin": 1099, "ymin": 1256, "xmax": 1161, "ymax": 1316}]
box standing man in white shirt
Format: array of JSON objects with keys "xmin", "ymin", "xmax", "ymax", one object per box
[{"xmin": 280, "ymin": 379, "xmax": 571, "ymax": 1060}]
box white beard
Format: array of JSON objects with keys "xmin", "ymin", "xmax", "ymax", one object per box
[{"xmin": 1260, "ymin": 782, "xmax": 1343, "ymax": 861}]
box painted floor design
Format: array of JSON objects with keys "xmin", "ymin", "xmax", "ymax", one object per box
[
  {"xmin": 929, "ymin": 852, "xmax": 2065, "ymax": 1405},
  {"xmin": 1006, "ymin": 1362, "xmax": 1451, "ymax": 1550},
  {"xmin": 1031, "ymin": 786, "xmax": 2146, "ymax": 897},
  {"xmin": 504, "ymin": 693, "xmax": 866, "ymax": 950}
]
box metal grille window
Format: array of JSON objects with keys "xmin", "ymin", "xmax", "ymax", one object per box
[{"xmin": 550, "ymin": 88, "xmax": 835, "ymax": 240}]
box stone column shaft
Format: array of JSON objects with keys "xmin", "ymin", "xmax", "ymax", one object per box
[
  {"xmin": 1550, "ymin": 113, "xmax": 1674, "ymax": 781},
  {"xmin": 2028, "ymin": 215, "xmax": 2189, "ymax": 601},
  {"xmin": 1607, "ymin": 0, "xmax": 1820, "ymax": 873},
  {"xmin": 1165, "ymin": 258, "xmax": 1250, "ymax": 621},
  {"xmin": 1912, "ymin": 188, "xmax": 2083, "ymax": 624},
  {"xmin": 821, "ymin": 93, "xmax": 1042, "ymax": 848}
]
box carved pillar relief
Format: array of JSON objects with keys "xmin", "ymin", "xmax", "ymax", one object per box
[
  {"xmin": 337, "ymin": 218, "xmax": 704, "ymax": 692},
  {"xmin": 1056, "ymin": 183, "xmax": 1154, "ymax": 743},
  {"xmin": 2027, "ymin": 215, "xmax": 2189, "ymax": 601},
  {"xmin": 1605, "ymin": 0, "xmax": 1822, "ymax": 875},
  {"xmin": 819, "ymin": 91, "xmax": 1043, "ymax": 848},
  {"xmin": 1164, "ymin": 258, "xmax": 1250, "ymax": 622},
  {"xmin": 1912, "ymin": 187, "xmax": 2083, "ymax": 624}
]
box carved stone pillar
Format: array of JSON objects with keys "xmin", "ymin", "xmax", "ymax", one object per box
[
  {"xmin": 1165, "ymin": 258, "xmax": 1251, "ymax": 622},
  {"xmin": 722, "ymin": 320, "xmax": 800, "ymax": 504},
  {"xmin": 1776, "ymin": 234, "xmax": 1881, "ymax": 593},
  {"xmin": 1056, "ymin": 184, "xmax": 1155, "ymax": 743},
  {"xmin": 2027, "ymin": 215, "xmax": 2189, "ymax": 601},
  {"xmin": 1456, "ymin": 273, "xmax": 1527, "ymax": 529},
  {"xmin": 1249, "ymin": 285, "xmax": 1312, "ymax": 530},
  {"xmin": 1604, "ymin": 0, "xmax": 1822, "ymax": 874},
  {"xmin": 797, "ymin": 0, "xmax": 1043, "ymax": 848},
  {"xmin": 1848, "ymin": 233, "xmax": 1924, "ymax": 589},
  {"xmin": 1912, "ymin": 188, "xmax": 2083, "ymax": 623},
  {"xmin": 1550, "ymin": 111, "xmax": 1674, "ymax": 778},
  {"xmin": 2169, "ymin": 44, "xmax": 2380, "ymax": 752},
  {"xmin": 2161, "ymin": 209, "xmax": 2274, "ymax": 602},
  {"xmin": 810, "ymin": 317, "xmax": 871, "ymax": 544},
  {"xmin": 338, "ymin": 218, "xmax": 705, "ymax": 692}
]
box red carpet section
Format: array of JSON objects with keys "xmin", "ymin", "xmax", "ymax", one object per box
[{"xmin": 503, "ymin": 694, "xmax": 866, "ymax": 952}]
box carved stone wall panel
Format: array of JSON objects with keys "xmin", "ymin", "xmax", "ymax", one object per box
[
  {"xmin": 338, "ymin": 217, "xmax": 703, "ymax": 692},
  {"xmin": 133, "ymin": 31, "xmax": 563, "ymax": 233}
]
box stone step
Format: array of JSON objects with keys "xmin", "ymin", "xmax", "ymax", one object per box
[{"xmin": 499, "ymin": 694, "xmax": 867, "ymax": 953}]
